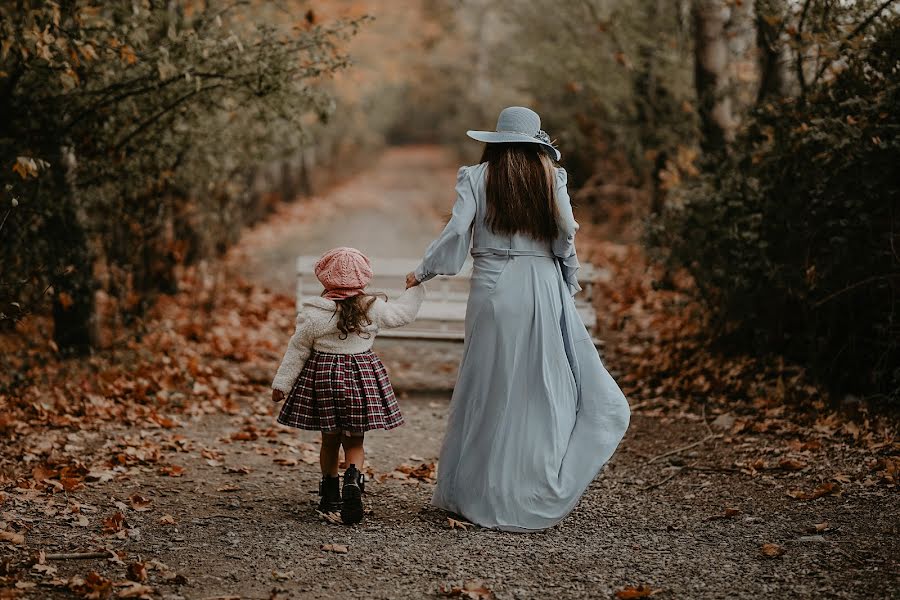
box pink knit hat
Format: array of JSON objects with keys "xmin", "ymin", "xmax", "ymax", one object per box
[{"xmin": 314, "ymin": 247, "xmax": 373, "ymax": 300}]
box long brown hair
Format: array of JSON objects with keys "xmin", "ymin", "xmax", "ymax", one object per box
[
  {"xmin": 331, "ymin": 293, "xmax": 383, "ymax": 339},
  {"xmin": 480, "ymin": 142, "xmax": 557, "ymax": 242}
]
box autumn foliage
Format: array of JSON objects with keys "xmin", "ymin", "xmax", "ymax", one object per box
[{"xmin": 0, "ymin": 1, "xmax": 360, "ymax": 350}]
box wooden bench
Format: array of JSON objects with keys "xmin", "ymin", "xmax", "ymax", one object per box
[{"xmin": 296, "ymin": 255, "xmax": 603, "ymax": 343}]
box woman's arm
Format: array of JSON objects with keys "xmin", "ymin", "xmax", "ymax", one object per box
[
  {"xmin": 370, "ymin": 285, "xmax": 425, "ymax": 329},
  {"xmin": 552, "ymin": 168, "xmax": 582, "ymax": 295},
  {"xmin": 271, "ymin": 310, "xmax": 316, "ymax": 395},
  {"xmin": 412, "ymin": 166, "xmax": 477, "ymax": 284}
]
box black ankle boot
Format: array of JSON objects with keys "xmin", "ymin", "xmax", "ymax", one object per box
[
  {"xmin": 340, "ymin": 464, "xmax": 365, "ymax": 525},
  {"xmin": 318, "ymin": 475, "xmax": 341, "ymax": 513}
]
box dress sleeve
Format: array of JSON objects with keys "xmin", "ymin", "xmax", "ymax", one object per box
[
  {"xmin": 414, "ymin": 166, "xmax": 476, "ymax": 283},
  {"xmin": 370, "ymin": 285, "xmax": 425, "ymax": 329},
  {"xmin": 552, "ymin": 168, "xmax": 582, "ymax": 296},
  {"xmin": 271, "ymin": 309, "xmax": 317, "ymax": 394}
]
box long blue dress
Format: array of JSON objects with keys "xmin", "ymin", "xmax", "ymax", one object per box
[{"xmin": 414, "ymin": 163, "xmax": 630, "ymax": 531}]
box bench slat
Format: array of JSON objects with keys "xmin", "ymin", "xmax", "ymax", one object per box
[{"xmin": 296, "ymin": 255, "xmax": 602, "ymax": 344}]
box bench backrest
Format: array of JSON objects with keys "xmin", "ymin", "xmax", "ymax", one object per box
[{"xmin": 296, "ymin": 255, "xmax": 601, "ymax": 341}]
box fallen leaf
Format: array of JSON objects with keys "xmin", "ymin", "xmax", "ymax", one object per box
[
  {"xmin": 321, "ymin": 543, "xmax": 348, "ymax": 554},
  {"xmin": 158, "ymin": 515, "xmax": 176, "ymax": 525},
  {"xmin": 777, "ymin": 458, "xmax": 807, "ymax": 471},
  {"xmin": 0, "ymin": 531, "xmax": 25, "ymax": 545},
  {"xmin": 394, "ymin": 462, "xmax": 437, "ymax": 482},
  {"xmin": 116, "ymin": 582, "xmax": 155, "ymax": 599},
  {"xmin": 786, "ymin": 482, "xmax": 840, "ymax": 500},
  {"xmin": 128, "ymin": 494, "xmax": 152, "ymax": 512},
  {"xmin": 225, "ymin": 465, "xmax": 251, "ymax": 474},
  {"xmin": 216, "ymin": 484, "xmax": 241, "ymax": 492},
  {"xmin": 318, "ymin": 511, "xmax": 342, "ymax": 525},
  {"xmin": 614, "ymin": 585, "xmax": 661, "ymax": 599},
  {"xmin": 704, "ymin": 507, "xmax": 741, "ymax": 521},
  {"xmin": 33, "ymin": 563, "xmax": 58, "ymax": 576},
  {"xmin": 447, "ymin": 518, "xmax": 472, "ymax": 531},
  {"xmin": 812, "ymin": 522, "xmax": 830, "ymax": 533},
  {"xmin": 32, "ymin": 465, "xmax": 58, "ymax": 482},
  {"xmin": 158, "ymin": 465, "xmax": 185, "ymax": 477},
  {"xmin": 272, "ymin": 570, "xmax": 294, "ymax": 581},
  {"xmin": 439, "ymin": 580, "xmax": 494, "ymax": 599},
  {"xmin": 126, "ymin": 562, "xmax": 148, "ymax": 582},
  {"xmin": 760, "ymin": 543, "xmax": 785, "ymax": 558},
  {"xmin": 69, "ymin": 571, "xmax": 112, "ymax": 598},
  {"xmin": 103, "ymin": 512, "xmax": 126, "ymax": 533}
]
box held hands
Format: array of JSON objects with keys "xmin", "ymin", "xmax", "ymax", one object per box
[
  {"xmin": 405, "ymin": 271, "xmax": 420, "ymax": 289},
  {"xmin": 271, "ymin": 389, "xmax": 285, "ymax": 403}
]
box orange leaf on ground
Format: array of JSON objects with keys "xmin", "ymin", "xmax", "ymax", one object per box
[
  {"xmin": 760, "ymin": 543, "xmax": 785, "ymax": 558},
  {"xmin": 786, "ymin": 482, "xmax": 840, "ymax": 500},
  {"xmin": 103, "ymin": 512, "xmax": 126, "ymax": 533},
  {"xmin": 447, "ymin": 518, "xmax": 472, "ymax": 530},
  {"xmin": 615, "ymin": 584, "xmax": 661, "ymax": 599},
  {"xmin": 321, "ymin": 543, "xmax": 348, "ymax": 554},
  {"xmin": 158, "ymin": 465, "xmax": 184, "ymax": 477},
  {"xmin": 777, "ymin": 458, "xmax": 807, "ymax": 471},
  {"xmin": 126, "ymin": 562, "xmax": 148, "ymax": 582},
  {"xmin": 439, "ymin": 580, "xmax": 494, "ymax": 599},
  {"xmin": 129, "ymin": 494, "xmax": 152, "ymax": 511},
  {"xmin": 0, "ymin": 530, "xmax": 25, "ymax": 545},
  {"xmin": 394, "ymin": 462, "xmax": 437, "ymax": 482}
]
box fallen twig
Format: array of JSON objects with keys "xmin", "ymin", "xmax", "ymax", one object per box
[
  {"xmin": 642, "ymin": 462, "xmax": 701, "ymax": 490},
  {"xmin": 45, "ymin": 551, "xmax": 113, "ymax": 561},
  {"xmin": 701, "ymin": 403, "xmax": 715, "ymax": 437},
  {"xmin": 642, "ymin": 467, "xmax": 685, "ymax": 490},
  {"xmin": 646, "ymin": 434, "xmax": 722, "ymax": 465}
]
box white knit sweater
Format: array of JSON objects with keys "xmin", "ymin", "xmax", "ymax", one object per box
[{"xmin": 271, "ymin": 286, "xmax": 425, "ymax": 393}]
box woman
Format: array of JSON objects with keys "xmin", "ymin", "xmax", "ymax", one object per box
[{"xmin": 406, "ymin": 106, "xmax": 631, "ymax": 531}]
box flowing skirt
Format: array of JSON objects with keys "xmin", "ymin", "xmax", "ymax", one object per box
[
  {"xmin": 431, "ymin": 254, "xmax": 630, "ymax": 531},
  {"xmin": 278, "ymin": 350, "xmax": 403, "ymax": 434}
]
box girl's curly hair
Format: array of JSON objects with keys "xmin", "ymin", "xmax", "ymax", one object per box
[{"xmin": 331, "ymin": 293, "xmax": 386, "ymax": 339}]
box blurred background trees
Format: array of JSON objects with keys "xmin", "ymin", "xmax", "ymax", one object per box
[
  {"xmin": 2, "ymin": 0, "xmax": 897, "ymax": 403},
  {"xmin": 1, "ymin": 1, "xmax": 363, "ymax": 349}
]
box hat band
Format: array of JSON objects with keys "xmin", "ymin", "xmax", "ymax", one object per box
[{"xmin": 495, "ymin": 128, "xmax": 557, "ymax": 150}]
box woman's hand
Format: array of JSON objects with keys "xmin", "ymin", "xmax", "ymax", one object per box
[
  {"xmin": 272, "ymin": 389, "xmax": 285, "ymax": 403},
  {"xmin": 405, "ymin": 272, "xmax": 420, "ymax": 289}
]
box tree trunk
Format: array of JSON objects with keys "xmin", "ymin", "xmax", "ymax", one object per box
[
  {"xmin": 754, "ymin": 0, "xmax": 796, "ymax": 102},
  {"xmin": 48, "ymin": 145, "xmax": 96, "ymax": 353},
  {"xmin": 693, "ymin": 0, "xmax": 734, "ymax": 152}
]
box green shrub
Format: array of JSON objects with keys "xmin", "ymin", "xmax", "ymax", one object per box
[
  {"xmin": 650, "ymin": 20, "xmax": 900, "ymax": 402},
  {"xmin": 0, "ymin": 2, "xmax": 361, "ymax": 348}
]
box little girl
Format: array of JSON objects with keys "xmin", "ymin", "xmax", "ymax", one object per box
[{"xmin": 271, "ymin": 247, "xmax": 424, "ymax": 525}]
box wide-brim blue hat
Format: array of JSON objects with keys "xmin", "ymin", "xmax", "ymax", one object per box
[{"xmin": 467, "ymin": 106, "xmax": 561, "ymax": 161}]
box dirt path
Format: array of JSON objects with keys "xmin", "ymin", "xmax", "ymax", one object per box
[{"xmin": 5, "ymin": 147, "xmax": 897, "ymax": 600}]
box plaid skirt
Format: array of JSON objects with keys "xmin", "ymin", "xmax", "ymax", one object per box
[{"xmin": 278, "ymin": 350, "xmax": 403, "ymax": 434}]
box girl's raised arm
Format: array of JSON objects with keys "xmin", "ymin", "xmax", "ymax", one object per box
[
  {"xmin": 371, "ymin": 285, "xmax": 425, "ymax": 329},
  {"xmin": 413, "ymin": 166, "xmax": 477, "ymax": 283},
  {"xmin": 271, "ymin": 309, "xmax": 317, "ymax": 394}
]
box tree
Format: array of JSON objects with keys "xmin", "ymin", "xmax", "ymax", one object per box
[
  {"xmin": 651, "ymin": 4, "xmax": 900, "ymax": 401},
  {"xmin": 0, "ymin": 2, "xmax": 361, "ymax": 350},
  {"xmin": 692, "ymin": 0, "xmax": 757, "ymax": 153}
]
